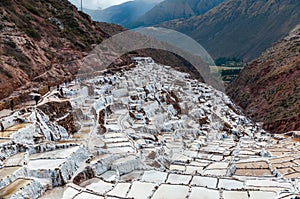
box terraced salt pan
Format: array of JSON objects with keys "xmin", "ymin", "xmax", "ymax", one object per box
[
  {"xmin": 62, "ymin": 187, "xmax": 80, "ymax": 199},
  {"xmin": 29, "ymin": 146, "xmax": 80, "ymax": 159},
  {"xmin": 249, "ymin": 191, "xmax": 277, "ymax": 199},
  {"xmin": 189, "ymin": 187, "xmax": 220, "ymax": 199},
  {"xmin": 28, "ymin": 159, "xmax": 65, "ymax": 170},
  {"xmin": 103, "ymin": 137, "xmax": 128, "ymax": 143},
  {"xmin": 3, "ymin": 152, "xmax": 26, "ymax": 166},
  {"xmin": 120, "ymin": 170, "xmax": 144, "ymax": 181},
  {"xmin": 0, "ymin": 139, "xmax": 10, "ymax": 144},
  {"xmin": 74, "ymin": 192, "xmax": 104, "ymax": 199},
  {"xmin": 99, "ymin": 171, "xmax": 118, "ymax": 182},
  {"xmin": 203, "ymin": 169, "xmax": 227, "ymax": 176},
  {"xmin": 0, "ymin": 123, "xmax": 31, "ymax": 138},
  {"xmin": 284, "ymin": 172, "xmax": 300, "ymax": 179},
  {"xmin": 245, "ymin": 179, "xmax": 291, "ymax": 189},
  {"xmin": 107, "ymin": 146, "xmax": 134, "ymax": 154},
  {"xmin": 141, "ymin": 170, "xmax": 168, "ymax": 184},
  {"xmin": 206, "ymin": 162, "xmax": 229, "ymax": 169},
  {"xmin": 235, "ymin": 161, "xmax": 269, "ymax": 169},
  {"xmin": 9, "ymin": 60, "xmax": 300, "ymax": 198},
  {"xmin": 39, "ymin": 187, "xmax": 76, "ymax": 199},
  {"xmin": 166, "ymin": 173, "xmax": 192, "ymax": 184},
  {"xmin": 235, "ymin": 168, "xmax": 272, "ymax": 176},
  {"xmin": 104, "ymin": 133, "xmax": 126, "ymax": 139},
  {"xmin": 151, "ymin": 184, "xmax": 189, "ymax": 199},
  {"xmin": 107, "ymin": 183, "xmax": 131, "ymax": 197},
  {"xmin": 0, "ymin": 179, "xmax": 32, "ymax": 198},
  {"xmin": 85, "ymin": 179, "xmax": 114, "ymax": 194},
  {"xmin": 186, "ymin": 165, "xmax": 204, "ymax": 174},
  {"xmin": 127, "ymin": 181, "xmax": 156, "ymax": 199},
  {"xmin": 190, "ymin": 176, "xmax": 218, "ymax": 188},
  {"xmin": 111, "ymin": 155, "xmax": 142, "ymax": 175},
  {"xmin": 106, "ymin": 142, "xmax": 131, "ymax": 148},
  {"xmin": 171, "ymin": 153, "xmax": 191, "ymax": 163},
  {"xmin": 0, "ymin": 166, "xmax": 21, "ymax": 179},
  {"xmin": 106, "ymin": 124, "xmax": 121, "ymax": 132},
  {"xmin": 5, "ymin": 123, "xmax": 32, "ymax": 131},
  {"xmin": 169, "ymin": 164, "xmax": 186, "ymax": 171},
  {"xmin": 223, "ymin": 190, "xmax": 249, "ymax": 199},
  {"xmin": 218, "ymin": 179, "xmax": 244, "ymax": 189},
  {"xmin": 190, "ymin": 160, "xmax": 211, "ymax": 167}
]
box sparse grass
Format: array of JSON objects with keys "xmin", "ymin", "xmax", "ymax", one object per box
[
  {"xmin": 0, "ymin": 67, "xmax": 13, "ymax": 78},
  {"xmin": 210, "ymin": 66, "xmax": 243, "ymax": 83},
  {"xmin": 3, "ymin": 45, "xmax": 30, "ymax": 65},
  {"xmin": 25, "ymin": 28, "xmax": 41, "ymax": 41},
  {"xmin": 19, "ymin": 64, "xmax": 32, "ymax": 76},
  {"xmin": 24, "ymin": 4, "xmax": 40, "ymax": 16}
]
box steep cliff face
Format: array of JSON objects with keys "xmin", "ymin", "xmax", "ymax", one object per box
[
  {"xmin": 228, "ymin": 24, "xmax": 300, "ymax": 134},
  {"xmin": 0, "ymin": 0, "xmax": 124, "ymax": 102},
  {"xmin": 161, "ymin": 0, "xmax": 300, "ymax": 61}
]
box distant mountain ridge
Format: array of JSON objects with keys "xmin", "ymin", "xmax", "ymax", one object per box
[
  {"xmin": 83, "ymin": 0, "xmax": 158, "ymax": 27},
  {"xmin": 227, "ymin": 24, "xmax": 300, "ymax": 134},
  {"xmin": 160, "ymin": 0, "xmax": 300, "ymax": 61},
  {"xmin": 131, "ymin": 0, "xmax": 224, "ymax": 27}
]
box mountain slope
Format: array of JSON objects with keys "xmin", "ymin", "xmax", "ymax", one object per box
[
  {"xmin": 0, "ymin": 0, "xmax": 207, "ymax": 110},
  {"xmin": 0, "ymin": 0, "xmax": 124, "ymax": 103},
  {"xmin": 161, "ymin": 0, "xmax": 300, "ymax": 61},
  {"xmin": 227, "ymin": 24, "xmax": 300, "ymax": 134},
  {"xmin": 83, "ymin": 0, "xmax": 158, "ymax": 27},
  {"xmin": 131, "ymin": 0, "xmax": 224, "ymax": 28}
]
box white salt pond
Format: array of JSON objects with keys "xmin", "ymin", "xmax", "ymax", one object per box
[
  {"xmin": 141, "ymin": 170, "xmax": 168, "ymax": 184},
  {"xmin": 151, "ymin": 184, "xmax": 189, "ymax": 199}
]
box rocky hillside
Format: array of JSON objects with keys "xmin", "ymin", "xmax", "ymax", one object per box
[
  {"xmin": 131, "ymin": 0, "xmax": 224, "ymax": 28},
  {"xmin": 0, "ymin": 0, "xmax": 209, "ymax": 110},
  {"xmin": 161, "ymin": 0, "xmax": 300, "ymax": 61},
  {"xmin": 227, "ymin": 24, "xmax": 300, "ymax": 134},
  {"xmin": 0, "ymin": 0, "xmax": 127, "ymax": 104},
  {"xmin": 83, "ymin": 0, "xmax": 157, "ymax": 28}
]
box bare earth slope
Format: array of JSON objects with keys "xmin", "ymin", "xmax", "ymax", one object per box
[
  {"xmin": 0, "ymin": 0, "xmax": 124, "ymax": 102},
  {"xmin": 0, "ymin": 0, "xmax": 208, "ymax": 110},
  {"xmin": 227, "ymin": 24, "xmax": 300, "ymax": 134}
]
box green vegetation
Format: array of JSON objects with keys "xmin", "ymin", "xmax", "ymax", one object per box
[
  {"xmin": 24, "ymin": 4, "xmax": 40, "ymax": 16},
  {"xmin": 0, "ymin": 67, "xmax": 13, "ymax": 78},
  {"xmin": 19, "ymin": 63, "xmax": 32, "ymax": 76},
  {"xmin": 215, "ymin": 57, "xmax": 244, "ymax": 67},
  {"xmin": 213, "ymin": 57, "xmax": 245, "ymax": 83},
  {"xmin": 0, "ymin": 0, "xmax": 11, "ymax": 6},
  {"xmin": 25, "ymin": 28, "xmax": 41, "ymax": 41},
  {"xmin": 3, "ymin": 44, "xmax": 30, "ymax": 65}
]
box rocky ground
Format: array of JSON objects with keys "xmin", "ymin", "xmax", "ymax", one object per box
[
  {"xmin": 0, "ymin": 0, "xmax": 126, "ymax": 109},
  {"xmin": 228, "ymin": 24, "xmax": 300, "ymax": 134},
  {"xmin": 0, "ymin": 58, "xmax": 300, "ymax": 199}
]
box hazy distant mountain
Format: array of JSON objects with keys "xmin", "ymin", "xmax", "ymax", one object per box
[
  {"xmin": 83, "ymin": 0, "xmax": 159, "ymax": 27},
  {"xmin": 131, "ymin": 0, "xmax": 225, "ymax": 28},
  {"xmin": 228, "ymin": 24, "xmax": 300, "ymax": 133},
  {"xmin": 161, "ymin": 0, "xmax": 300, "ymax": 61}
]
